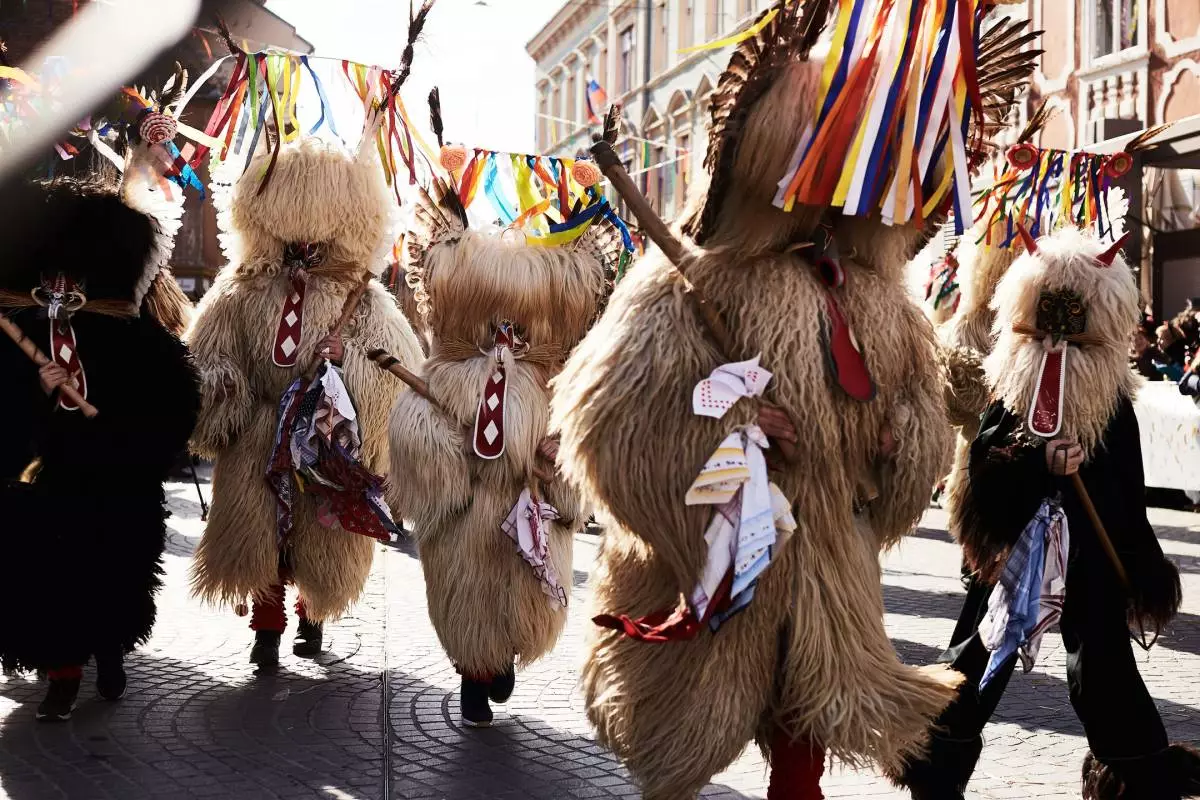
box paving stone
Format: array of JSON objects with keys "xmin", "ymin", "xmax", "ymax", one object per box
[{"xmin": 1, "ymin": 485, "xmax": 1196, "ymax": 798}]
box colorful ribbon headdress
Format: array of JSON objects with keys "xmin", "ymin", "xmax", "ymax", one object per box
[{"xmin": 774, "ymin": 3, "xmax": 1040, "ymax": 233}]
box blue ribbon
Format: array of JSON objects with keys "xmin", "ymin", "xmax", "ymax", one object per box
[
  {"xmin": 482, "ymin": 155, "xmax": 517, "ymax": 225},
  {"xmin": 164, "ymin": 140, "xmax": 206, "ymax": 198},
  {"xmin": 301, "ymin": 56, "xmax": 339, "ymax": 140}
]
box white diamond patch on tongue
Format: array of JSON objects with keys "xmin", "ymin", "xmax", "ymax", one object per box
[
  {"xmin": 1028, "ymin": 345, "xmax": 1067, "ymax": 438},
  {"xmin": 474, "ymin": 367, "xmax": 508, "ymax": 459},
  {"xmin": 273, "ymin": 275, "xmax": 308, "ymax": 367},
  {"xmin": 49, "ymin": 318, "xmax": 86, "ymax": 412},
  {"xmin": 473, "ymin": 326, "xmax": 518, "ymax": 460}
]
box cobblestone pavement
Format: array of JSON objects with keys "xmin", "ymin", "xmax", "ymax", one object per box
[{"xmin": 1, "ymin": 484, "xmax": 1197, "ymax": 799}]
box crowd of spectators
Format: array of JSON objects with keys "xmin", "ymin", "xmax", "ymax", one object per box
[{"xmin": 1130, "ymin": 298, "xmax": 1200, "ymax": 386}]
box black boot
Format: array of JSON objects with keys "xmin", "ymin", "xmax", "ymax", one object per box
[
  {"xmin": 886, "ymin": 735, "xmax": 980, "ymax": 800},
  {"xmin": 460, "ymin": 676, "xmax": 493, "ymax": 728},
  {"xmin": 1166, "ymin": 743, "xmax": 1200, "ymax": 797},
  {"xmin": 1081, "ymin": 748, "xmax": 1197, "ymax": 800},
  {"xmin": 293, "ymin": 618, "xmax": 324, "ymax": 658},
  {"xmin": 95, "ymin": 648, "xmax": 127, "ymax": 701},
  {"xmin": 250, "ymin": 630, "xmax": 281, "ymax": 670},
  {"xmin": 36, "ymin": 676, "xmax": 81, "ymax": 722},
  {"xmin": 488, "ymin": 662, "xmax": 515, "ymax": 704}
]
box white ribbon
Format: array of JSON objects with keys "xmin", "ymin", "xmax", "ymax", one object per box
[
  {"xmin": 502, "ymin": 488, "xmax": 567, "ymax": 607},
  {"xmin": 686, "ymin": 424, "xmax": 796, "ymax": 622},
  {"xmin": 692, "ymin": 356, "xmax": 772, "ymax": 420}
]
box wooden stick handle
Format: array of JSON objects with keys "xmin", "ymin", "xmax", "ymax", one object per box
[
  {"xmin": 1070, "ymin": 472, "xmax": 1130, "ymax": 589},
  {"xmin": 308, "ymin": 278, "xmax": 372, "ymax": 379},
  {"xmin": 591, "ymin": 139, "xmax": 687, "ymax": 267},
  {"xmin": 0, "ymin": 314, "xmax": 99, "ymax": 418},
  {"xmin": 591, "ymin": 140, "xmax": 735, "ymax": 350},
  {"xmin": 367, "ymin": 348, "xmax": 440, "ymax": 408},
  {"xmin": 331, "ymin": 278, "xmax": 372, "ymax": 338},
  {"xmin": 590, "ymin": 137, "xmax": 797, "ymax": 464}
]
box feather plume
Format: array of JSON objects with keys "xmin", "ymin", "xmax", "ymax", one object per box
[
  {"xmin": 974, "ymin": 18, "xmax": 1041, "ymax": 142},
  {"xmin": 681, "ymin": 0, "xmax": 832, "ymax": 244},
  {"xmin": 157, "ymin": 63, "xmax": 188, "ymax": 115},
  {"xmin": 403, "ymin": 174, "xmax": 466, "ymax": 320},
  {"xmin": 428, "ymin": 87, "xmax": 445, "ymax": 148},
  {"xmin": 602, "ymin": 103, "xmax": 622, "ymax": 145},
  {"xmin": 386, "ymin": 0, "xmax": 436, "ymax": 99}
]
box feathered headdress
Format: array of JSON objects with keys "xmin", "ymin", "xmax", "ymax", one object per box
[{"xmin": 681, "ymin": 0, "xmax": 1039, "ymax": 245}]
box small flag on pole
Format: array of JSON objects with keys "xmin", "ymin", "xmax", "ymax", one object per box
[{"xmin": 585, "ymin": 75, "xmax": 608, "ymax": 125}]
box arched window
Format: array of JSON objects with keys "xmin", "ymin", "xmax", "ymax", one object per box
[
  {"xmin": 667, "ymin": 90, "xmax": 693, "ymax": 216},
  {"xmin": 641, "ymin": 107, "xmax": 665, "ymax": 212}
]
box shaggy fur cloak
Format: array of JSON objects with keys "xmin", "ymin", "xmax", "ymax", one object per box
[
  {"xmin": 551, "ymin": 55, "xmax": 962, "ymax": 799},
  {"xmin": 388, "ymin": 178, "xmax": 610, "ymax": 677},
  {"xmin": 0, "ymin": 177, "xmax": 199, "ymax": 671},
  {"xmin": 187, "ymin": 138, "xmax": 424, "ymax": 622}
]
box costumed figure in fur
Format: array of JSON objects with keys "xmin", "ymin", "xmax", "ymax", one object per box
[
  {"xmin": 938, "ymin": 105, "xmax": 1090, "ymax": 497},
  {"xmin": 551, "ymin": 3, "xmax": 1037, "ymax": 798},
  {"xmin": 0, "ymin": 139, "xmax": 200, "ymax": 721},
  {"xmin": 890, "ymin": 226, "xmax": 1197, "ymax": 799},
  {"xmin": 386, "ymin": 89, "xmax": 624, "ymax": 727},
  {"xmin": 186, "ymin": 135, "xmax": 424, "ymax": 668}
]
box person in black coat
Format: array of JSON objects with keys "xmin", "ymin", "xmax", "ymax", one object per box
[
  {"xmin": 0, "ymin": 176, "xmax": 199, "ymax": 721},
  {"xmin": 889, "ymin": 227, "xmax": 1197, "ymax": 799}
]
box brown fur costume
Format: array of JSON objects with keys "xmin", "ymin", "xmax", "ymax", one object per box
[
  {"xmin": 939, "ymin": 217, "xmax": 1029, "ymax": 547},
  {"xmin": 187, "ymin": 138, "xmax": 424, "ymax": 621},
  {"xmin": 551, "ymin": 4, "xmax": 1038, "ymax": 794},
  {"xmin": 387, "ymin": 176, "xmax": 616, "ymax": 678},
  {"xmin": 552, "ymin": 65, "xmax": 960, "ymax": 800},
  {"xmin": 937, "ymin": 103, "xmax": 1068, "ymax": 538}
]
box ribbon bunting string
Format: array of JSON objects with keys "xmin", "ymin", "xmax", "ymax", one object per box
[{"xmin": 973, "ymin": 141, "xmax": 1134, "ymax": 248}]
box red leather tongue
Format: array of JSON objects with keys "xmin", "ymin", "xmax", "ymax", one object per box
[
  {"xmin": 472, "ymin": 326, "xmax": 514, "ymax": 460},
  {"xmin": 1029, "ymin": 347, "xmax": 1065, "ymax": 437},
  {"xmin": 821, "ymin": 291, "xmax": 876, "ymax": 402},
  {"xmin": 272, "ymin": 275, "xmax": 308, "ymax": 368},
  {"xmin": 49, "ymin": 318, "xmax": 86, "ymax": 412}
]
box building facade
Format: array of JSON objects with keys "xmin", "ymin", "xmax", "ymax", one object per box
[
  {"xmin": 528, "ymin": 0, "xmax": 771, "ymax": 221},
  {"xmin": 529, "ymin": 0, "xmax": 1200, "ymax": 312}
]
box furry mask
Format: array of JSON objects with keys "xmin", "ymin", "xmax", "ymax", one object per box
[
  {"xmin": 985, "ymin": 227, "xmax": 1140, "ymax": 457},
  {"xmin": 0, "ymin": 177, "xmax": 154, "ymax": 310},
  {"xmin": 220, "ymin": 137, "xmax": 394, "ymax": 279}
]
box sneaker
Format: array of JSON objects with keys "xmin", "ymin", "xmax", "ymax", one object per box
[
  {"xmin": 36, "ymin": 677, "xmax": 81, "ymax": 722},
  {"xmin": 292, "ymin": 619, "xmax": 324, "ymax": 658},
  {"xmin": 460, "ymin": 676, "xmax": 493, "ymax": 728},
  {"xmin": 250, "ymin": 630, "xmax": 281, "ymax": 670},
  {"xmin": 488, "ymin": 663, "xmax": 515, "ymax": 704},
  {"xmin": 95, "ymin": 650, "xmax": 127, "ymax": 701}
]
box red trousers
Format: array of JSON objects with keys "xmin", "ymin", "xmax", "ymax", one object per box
[
  {"xmin": 767, "ymin": 730, "xmax": 826, "ymax": 800},
  {"xmin": 48, "ymin": 666, "xmax": 83, "ymax": 681},
  {"xmin": 249, "ymin": 584, "xmax": 310, "ymax": 632}
]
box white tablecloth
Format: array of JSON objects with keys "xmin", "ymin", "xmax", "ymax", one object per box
[{"xmin": 1134, "ymin": 381, "xmax": 1200, "ymax": 491}]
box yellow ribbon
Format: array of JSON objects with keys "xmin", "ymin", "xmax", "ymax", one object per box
[
  {"xmin": 676, "ymin": 7, "xmax": 779, "ymax": 54},
  {"xmin": 525, "ymin": 216, "xmax": 599, "ymax": 248},
  {"xmin": 0, "ymin": 66, "xmax": 39, "ymax": 89}
]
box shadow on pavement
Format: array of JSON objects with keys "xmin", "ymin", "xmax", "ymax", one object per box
[{"xmin": 1, "ymin": 650, "xmax": 758, "ymax": 800}]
